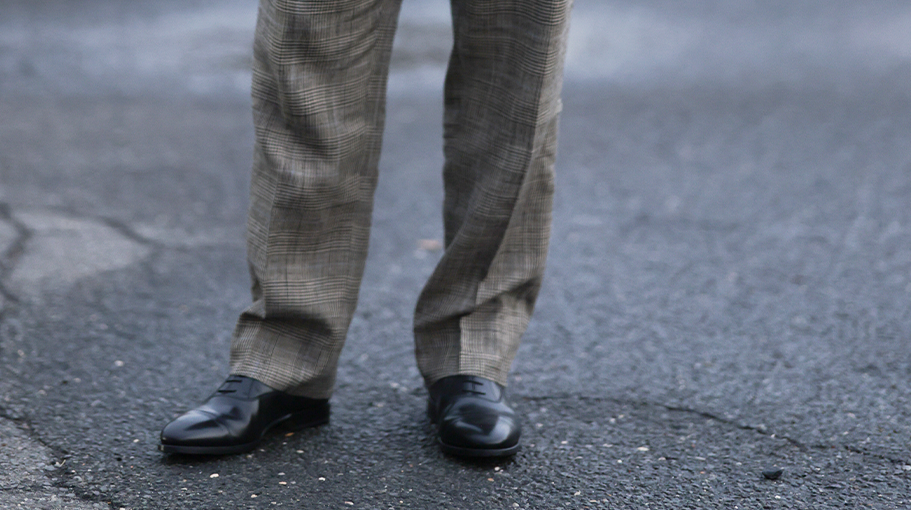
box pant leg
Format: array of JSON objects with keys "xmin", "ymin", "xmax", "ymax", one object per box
[
  {"xmin": 230, "ymin": 0, "xmax": 403, "ymax": 399},
  {"xmin": 414, "ymin": 0, "xmax": 573, "ymax": 386}
]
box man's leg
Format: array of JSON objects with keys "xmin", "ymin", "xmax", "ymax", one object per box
[
  {"xmin": 416, "ymin": 0, "xmax": 573, "ymax": 386},
  {"xmin": 417, "ymin": 0, "xmax": 573, "ymax": 457},
  {"xmin": 160, "ymin": 0, "xmax": 403, "ymax": 455},
  {"xmin": 231, "ymin": 0, "xmax": 404, "ymax": 400}
]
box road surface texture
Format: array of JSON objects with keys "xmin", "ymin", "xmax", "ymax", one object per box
[{"xmin": 2, "ymin": 0, "xmax": 910, "ymax": 508}]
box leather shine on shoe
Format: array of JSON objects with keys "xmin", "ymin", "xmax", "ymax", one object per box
[
  {"xmin": 428, "ymin": 375, "xmax": 521, "ymax": 458},
  {"xmin": 159, "ymin": 375, "xmax": 329, "ymax": 455}
]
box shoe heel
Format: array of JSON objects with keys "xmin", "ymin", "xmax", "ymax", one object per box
[{"xmin": 281, "ymin": 402, "xmax": 330, "ymax": 430}]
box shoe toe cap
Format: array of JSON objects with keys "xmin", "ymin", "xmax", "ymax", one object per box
[
  {"xmin": 440, "ymin": 412, "xmax": 520, "ymax": 450},
  {"xmin": 160, "ymin": 409, "xmax": 233, "ymax": 447}
]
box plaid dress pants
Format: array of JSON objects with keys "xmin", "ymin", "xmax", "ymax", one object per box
[{"xmin": 229, "ymin": 0, "xmax": 572, "ymax": 399}]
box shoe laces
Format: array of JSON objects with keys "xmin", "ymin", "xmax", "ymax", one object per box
[
  {"xmin": 461, "ymin": 379, "xmax": 486, "ymax": 396},
  {"xmin": 216, "ymin": 376, "xmax": 245, "ymax": 394}
]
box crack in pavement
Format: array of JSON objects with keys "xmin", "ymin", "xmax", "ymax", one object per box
[
  {"xmin": 95, "ymin": 216, "xmax": 162, "ymax": 249},
  {"xmin": 0, "ymin": 407, "xmax": 73, "ymax": 460},
  {"xmin": 2, "ymin": 208, "xmax": 153, "ymax": 295},
  {"xmin": 0, "ymin": 203, "xmax": 32, "ymax": 262},
  {"xmin": 0, "ymin": 202, "xmax": 31, "ymax": 306},
  {"xmin": 0, "ymin": 203, "xmax": 239, "ymax": 510},
  {"xmin": 0, "ymin": 409, "xmax": 110, "ymax": 510},
  {"xmin": 0, "ymin": 204, "xmax": 118, "ymax": 509},
  {"xmin": 42, "ymin": 205, "xmax": 244, "ymax": 251},
  {"xmin": 521, "ymin": 393, "xmax": 911, "ymax": 467}
]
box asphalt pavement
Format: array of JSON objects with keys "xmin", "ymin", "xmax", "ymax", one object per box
[{"xmin": 2, "ymin": 0, "xmax": 911, "ymax": 508}]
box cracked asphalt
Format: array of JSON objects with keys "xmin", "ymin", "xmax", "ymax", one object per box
[{"xmin": 2, "ymin": 0, "xmax": 911, "ymax": 508}]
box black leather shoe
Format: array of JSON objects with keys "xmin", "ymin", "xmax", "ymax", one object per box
[
  {"xmin": 428, "ymin": 375, "xmax": 521, "ymax": 458},
  {"xmin": 159, "ymin": 375, "xmax": 329, "ymax": 455}
]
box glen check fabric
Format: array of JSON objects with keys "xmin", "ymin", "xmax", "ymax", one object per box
[{"xmin": 230, "ymin": 0, "xmax": 572, "ymax": 398}]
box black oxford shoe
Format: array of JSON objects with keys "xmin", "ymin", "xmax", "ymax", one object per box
[
  {"xmin": 428, "ymin": 375, "xmax": 521, "ymax": 458},
  {"xmin": 159, "ymin": 375, "xmax": 329, "ymax": 455}
]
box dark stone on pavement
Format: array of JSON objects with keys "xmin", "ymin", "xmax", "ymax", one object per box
[{"xmin": 762, "ymin": 468, "xmax": 784, "ymax": 481}]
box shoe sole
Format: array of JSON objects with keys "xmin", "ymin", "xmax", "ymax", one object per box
[
  {"xmin": 159, "ymin": 402, "xmax": 330, "ymax": 455},
  {"xmin": 438, "ymin": 440, "xmax": 520, "ymax": 458}
]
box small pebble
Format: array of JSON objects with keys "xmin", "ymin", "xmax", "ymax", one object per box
[{"xmin": 762, "ymin": 468, "xmax": 783, "ymax": 480}]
